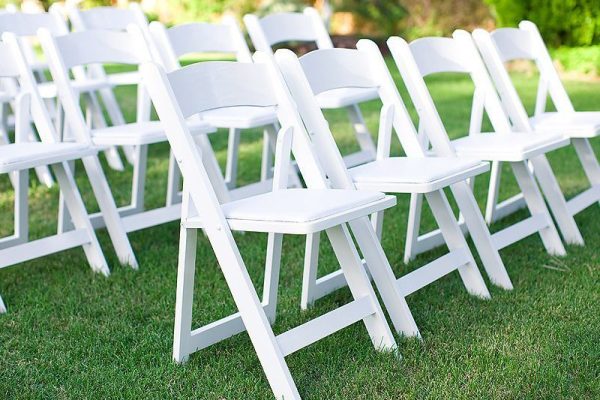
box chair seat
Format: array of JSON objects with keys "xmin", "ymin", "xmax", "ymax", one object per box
[
  {"xmin": 186, "ymin": 189, "xmax": 395, "ymax": 234},
  {"xmin": 316, "ymin": 87, "xmax": 379, "ymax": 109},
  {"xmin": 91, "ymin": 120, "xmax": 215, "ymax": 146},
  {"xmin": 38, "ymin": 78, "xmax": 113, "ymax": 99},
  {"xmin": 200, "ymin": 106, "xmax": 278, "ymax": 129},
  {"xmin": 452, "ymin": 132, "xmax": 569, "ymax": 162},
  {"xmin": 349, "ymin": 157, "xmax": 489, "ymax": 193},
  {"xmin": 530, "ymin": 112, "xmax": 600, "ymax": 138},
  {"xmin": 0, "ymin": 142, "xmax": 94, "ymax": 173}
]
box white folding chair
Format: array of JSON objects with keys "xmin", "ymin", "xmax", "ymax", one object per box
[
  {"xmin": 388, "ymin": 32, "xmax": 571, "ymax": 262},
  {"xmin": 275, "ymin": 42, "xmax": 509, "ymax": 311},
  {"xmin": 0, "ymin": 34, "xmax": 126, "ymax": 311},
  {"xmin": 244, "ymin": 7, "xmax": 378, "ymax": 168},
  {"xmin": 148, "ymin": 18, "xmax": 297, "ymax": 204},
  {"xmin": 0, "ymin": 9, "xmax": 126, "ymax": 173},
  {"xmin": 473, "ymin": 22, "xmax": 600, "ymax": 235},
  {"xmin": 38, "ymin": 27, "xmax": 215, "ymax": 235},
  {"xmin": 141, "ymin": 59, "xmax": 417, "ymax": 399}
]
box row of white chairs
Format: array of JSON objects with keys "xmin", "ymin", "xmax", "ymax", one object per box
[{"xmin": 0, "ymin": 5, "xmax": 598, "ymax": 399}]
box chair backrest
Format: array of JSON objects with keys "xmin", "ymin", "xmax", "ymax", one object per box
[
  {"xmin": 149, "ymin": 17, "xmax": 252, "ymax": 73},
  {"xmin": 0, "ymin": 32, "xmax": 71, "ymax": 144},
  {"xmin": 38, "ymin": 27, "xmax": 152, "ymax": 141},
  {"xmin": 244, "ymin": 7, "xmax": 333, "ymax": 55},
  {"xmin": 473, "ymin": 22, "xmax": 575, "ymax": 129},
  {"xmin": 276, "ymin": 41, "xmax": 435, "ymax": 162},
  {"xmin": 67, "ymin": 4, "xmax": 148, "ymax": 32},
  {"xmin": 388, "ymin": 31, "xmax": 515, "ymax": 149},
  {"xmin": 0, "ymin": 10, "xmax": 68, "ymax": 37}
]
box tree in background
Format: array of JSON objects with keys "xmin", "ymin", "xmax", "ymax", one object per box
[{"xmin": 485, "ymin": 0, "xmax": 600, "ymax": 46}]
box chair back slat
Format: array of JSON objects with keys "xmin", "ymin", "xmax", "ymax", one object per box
[
  {"xmin": 166, "ymin": 61, "xmax": 278, "ymax": 118},
  {"xmin": 409, "ymin": 37, "xmax": 470, "ymax": 77},
  {"xmin": 490, "ymin": 28, "xmax": 535, "ymax": 62},
  {"xmin": 298, "ymin": 48, "xmax": 376, "ymax": 95},
  {"xmin": 52, "ymin": 30, "xmax": 149, "ymax": 69},
  {"xmin": 0, "ymin": 40, "xmax": 21, "ymax": 77},
  {"xmin": 70, "ymin": 6, "xmax": 145, "ymax": 31},
  {"xmin": 259, "ymin": 12, "xmax": 318, "ymax": 45},
  {"xmin": 0, "ymin": 11, "xmax": 66, "ymax": 36},
  {"xmin": 168, "ymin": 23, "xmax": 239, "ymax": 56}
]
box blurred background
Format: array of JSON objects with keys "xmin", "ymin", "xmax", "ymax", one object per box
[{"xmin": 5, "ymin": 0, "xmax": 599, "ymax": 76}]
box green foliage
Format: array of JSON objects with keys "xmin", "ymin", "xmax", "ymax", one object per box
[
  {"xmin": 551, "ymin": 45, "xmax": 600, "ymax": 75},
  {"xmin": 485, "ymin": 0, "xmax": 600, "ymax": 46},
  {"xmin": 333, "ymin": 0, "xmax": 408, "ymax": 37}
]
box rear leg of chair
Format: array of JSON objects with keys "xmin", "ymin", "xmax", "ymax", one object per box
[
  {"xmin": 81, "ymin": 155, "xmax": 138, "ymax": 268},
  {"xmin": 130, "ymin": 144, "xmax": 148, "ymax": 214},
  {"xmin": 530, "ymin": 155, "xmax": 584, "ymax": 245},
  {"xmin": 346, "ymin": 104, "xmax": 376, "ymax": 159},
  {"xmin": 52, "ymin": 162, "xmax": 110, "ymax": 276},
  {"xmin": 225, "ymin": 128, "xmax": 241, "ymax": 189},
  {"xmin": 301, "ymin": 232, "xmax": 320, "ymax": 310},
  {"xmin": 425, "ymin": 189, "xmax": 491, "ymax": 299},
  {"xmin": 510, "ymin": 160, "xmax": 566, "ymax": 256},
  {"xmin": 404, "ymin": 193, "xmax": 424, "ymax": 263},
  {"xmin": 166, "ymin": 151, "xmax": 182, "ymax": 206},
  {"xmin": 0, "ymin": 294, "xmax": 6, "ymax": 313},
  {"xmin": 450, "ymin": 181, "xmax": 513, "ymax": 290},
  {"xmin": 348, "ymin": 216, "xmax": 420, "ymax": 337},
  {"xmin": 262, "ymin": 232, "xmax": 283, "ymax": 322},
  {"xmin": 572, "ymin": 137, "xmax": 600, "ymax": 208},
  {"xmin": 0, "ymin": 169, "xmax": 29, "ymax": 250},
  {"xmin": 485, "ymin": 160, "xmax": 503, "ymax": 224},
  {"xmin": 261, "ymin": 128, "xmax": 274, "ymax": 181},
  {"xmin": 326, "ymin": 224, "xmax": 397, "ymax": 350}
]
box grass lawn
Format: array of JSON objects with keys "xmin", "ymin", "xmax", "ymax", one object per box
[{"xmin": 1, "ymin": 59, "xmax": 599, "ymax": 399}]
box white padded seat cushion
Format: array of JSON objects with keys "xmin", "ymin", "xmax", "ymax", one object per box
[
  {"xmin": 91, "ymin": 119, "xmax": 214, "ymax": 145},
  {"xmin": 200, "ymin": 106, "xmax": 278, "ymax": 129},
  {"xmin": 316, "ymin": 87, "xmax": 379, "ymax": 109},
  {"xmin": 349, "ymin": 157, "xmax": 483, "ymax": 184},
  {"xmin": 452, "ymin": 131, "xmax": 567, "ymax": 161},
  {"xmin": 0, "ymin": 142, "xmax": 93, "ymax": 172},
  {"xmin": 222, "ymin": 189, "xmax": 385, "ymax": 223},
  {"xmin": 530, "ymin": 112, "xmax": 600, "ymax": 138}
]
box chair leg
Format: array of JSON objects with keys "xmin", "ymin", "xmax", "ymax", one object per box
[
  {"xmin": 130, "ymin": 145, "xmax": 148, "ymax": 214},
  {"xmin": 301, "ymin": 232, "xmax": 320, "ymax": 310},
  {"xmin": 225, "ymin": 128, "xmax": 241, "ymax": 189},
  {"xmin": 450, "ymin": 181, "xmax": 514, "ymax": 290},
  {"xmin": 326, "ymin": 224, "xmax": 397, "ymax": 350},
  {"xmin": 530, "ymin": 155, "xmax": 584, "ymax": 245},
  {"xmin": 572, "ymin": 137, "xmax": 600, "ymax": 204},
  {"xmin": 425, "ymin": 189, "xmax": 491, "ymax": 299},
  {"xmin": 0, "ymin": 294, "xmax": 6, "ymax": 313},
  {"xmin": 166, "ymin": 151, "xmax": 182, "ymax": 206},
  {"xmin": 348, "ymin": 216, "xmax": 421, "ymax": 337},
  {"xmin": 262, "ymin": 232, "xmax": 283, "ymax": 323},
  {"xmin": 81, "ymin": 155, "xmax": 138, "ymax": 268},
  {"xmin": 370, "ymin": 210, "xmax": 385, "ymax": 240},
  {"xmin": 261, "ymin": 128, "xmax": 274, "ymax": 181},
  {"xmin": 52, "ymin": 162, "xmax": 110, "ymax": 276},
  {"xmin": 485, "ymin": 161, "xmax": 503, "ymax": 224},
  {"xmin": 345, "ymin": 104, "xmax": 377, "ymax": 156},
  {"xmin": 404, "ymin": 193, "xmax": 424, "ymax": 264},
  {"xmin": 510, "ymin": 160, "xmax": 566, "ymax": 256}
]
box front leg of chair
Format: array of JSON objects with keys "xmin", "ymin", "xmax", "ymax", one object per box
[
  {"xmin": 166, "ymin": 151, "xmax": 182, "ymax": 206},
  {"xmin": 349, "ymin": 216, "xmax": 421, "ymax": 337},
  {"xmin": 81, "ymin": 155, "xmax": 138, "ymax": 268},
  {"xmin": 510, "ymin": 160, "xmax": 566, "ymax": 256},
  {"xmin": 530, "ymin": 155, "xmax": 584, "ymax": 245},
  {"xmin": 52, "ymin": 162, "xmax": 110, "ymax": 276},
  {"xmin": 262, "ymin": 232, "xmax": 283, "ymax": 323},
  {"xmin": 130, "ymin": 144, "xmax": 148, "ymax": 214},
  {"xmin": 404, "ymin": 193, "xmax": 424, "ymax": 264},
  {"xmin": 225, "ymin": 127, "xmax": 241, "ymax": 189},
  {"xmin": 325, "ymin": 223, "xmax": 397, "ymax": 351},
  {"xmin": 450, "ymin": 181, "xmax": 513, "ymax": 290},
  {"xmin": 572, "ymin": 138, "xmax": 600, "ymax": 205},
  {"xmin": 370, "ymin": 210, "xmax": 384, "ymax": 240},
  {"xmin": 301, "ymin": 232, "xmax": 320, "ymax": 310},
  {"xmin": 425, "ymin": 189, "xmax": 491, "ymax": 299},
  {"xmin": 485, "ymin": 160, "xmax": 503, "ymax": 224}
]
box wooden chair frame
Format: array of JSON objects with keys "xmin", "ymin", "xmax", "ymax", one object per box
[
  {"xmin": 388, "ymin": 31, "xmax": 570, "ymax": 263},
  {"xmin": 140, "ymin": 58, "xmax": 424, "ymax": 399},
  {"xmin": 473, "ymin": 22, "xmax": 600, "ymax": 237}
]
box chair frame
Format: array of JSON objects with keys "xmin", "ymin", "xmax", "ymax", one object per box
[
  {"xmin": 388, "ymin": 31, "xmax": 570, "ymax": 263},
  {"xmin": 473, "ymin": 22, "xmax": 600, "ymax": 233},
  {"xmin": 244, "ymin": 7, "xmax": 378, "ymax": 168},
  {"xmin": 276, "ymin": 42, "xmax": 514, "ymax": 310},
  {"xmin": 140, "ymin": 58, "xmax": 423, "ymax": 399}
]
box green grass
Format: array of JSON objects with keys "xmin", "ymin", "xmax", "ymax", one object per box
[{"xmin": 1, "ymin": 59, "xmax": 599, "ymax": 399}]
